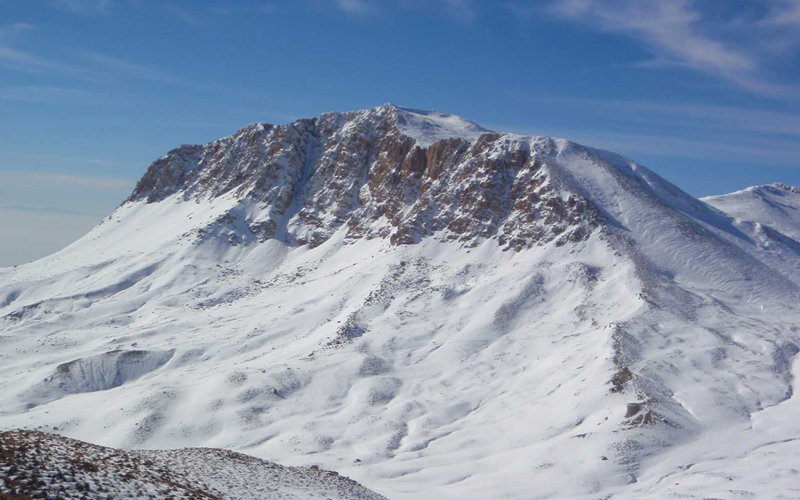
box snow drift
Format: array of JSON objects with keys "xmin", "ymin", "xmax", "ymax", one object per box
[{"xmin": 25, "ymin": 349, "xmax": 175, "ymax": 406}]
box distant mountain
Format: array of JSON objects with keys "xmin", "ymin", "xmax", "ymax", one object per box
[
  {"xmin": 1, "ymin": 105, "xmax": 800, "ymax": 500},
  {"xmin": 0, "ymin": 430, "xmax": 387, "ymax": 499},
  {"xmin": 703, "ymin": 182, "xmax": 800, "ymax": 241}
]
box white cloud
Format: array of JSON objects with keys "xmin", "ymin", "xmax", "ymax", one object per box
[
  {"xmin": 437, "ymin": 0, "xmax": 476, "ymax": 22},
  {"xmin": 336, "ymin": 0, "xmax": 373, "ymax": 14},
  {"xmin": 50, "ymin": 0, "xmax": 112, "ymax": 14},
  {"xmin": 550, "ymin": 0, "xmax": 800, "ymax": 99}
]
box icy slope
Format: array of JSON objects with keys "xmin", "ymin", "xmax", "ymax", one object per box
[
  {"xmin": 0, "ymin": 430, "xmax": 387, "ymax": 499},
  {"xmin": 1, "ymin": 105, "xmax": 800, "ymax": 500}
]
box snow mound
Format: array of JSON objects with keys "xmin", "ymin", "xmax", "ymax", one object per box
[{"xmin": 27, "ymin": 349, "xmax": 175, "ymax": 405}]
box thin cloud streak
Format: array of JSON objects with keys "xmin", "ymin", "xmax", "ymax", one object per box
[
  {"xmin": 213, "ymin": 5, "xmax": 278, "ymax": 16},
  {"xmin": 508, "ymin": 93, "xmax": 800, "ymax": 139},
  {"xmin": 492, "ymin": 124, "xmax": 800, "ymax": 166},
  {"xmin": 0, "ymin": 45, "xmax": 70, "ymax": 73},
  {"xmin": 50, "ymin": 0, "xmax": 112, "ymax": 14},
  {"xmin": 0, "ymin": 23, "xmax": 34, "ymax": 39},
  {"xmin": 0, "ymin": 203, "xmax": 100, "ymax": 216},
  {"xmin": 3, "ymin": 152, "xmax": 143, "ymax": 170},
  {"xmin": 0, "ymin": 24, "xmax": 108, "ymax": 80},
  {"xmin": 0, "ymin": 86, "xmax": 100, "ymax": 105},
  {"xmin": 334, "ymin": 0, "xmax": 476, "ymax": 21},
  {"xmin": 0, "ymin": 44, "xmax": 111, "ymax": 83},
  {"xmin": 29, "ymin": 173, "xmax": 134, "ymax": 190},
  {"xmin": 437, "ymin": 0, "xmax": 477, "ymax": 22},
  {"xmin": 336, "ymin": 0, "xmax": 374, "ymax": 14},
  {"xmin": 74, "ymin": 50, "xmax": 183, "ymax": 85},
  {"xmin": 550, "ymin": 0, "xmax": 800, "ymax": 99},
  {"xmin": 570, "ymin": 131, "xmax": 800, "ymax": 166},
  {"xmin": 763, "ymin": 0, "xmax": 800, "ymax": 26},
  {"xmin": 0, "ymin": 43, "xmax": 269, "ymax": 103},
  {"xmin": 168, "ymin": 3, "xmax": 279, "ymax": 25},
  {"xmin": 167, "ymin": 5, "xmax": 205, "ymax": 26}
]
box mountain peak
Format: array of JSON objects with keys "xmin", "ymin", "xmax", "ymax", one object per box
[
  {"xmin": 387, "ymin": 104, "xmax": 493, "ymax": 147},
  {"xmin": 766, "ymin": 182, "xmax": 800, "ymax": 194},
  {"xmin": 318, "ymin": 103, "xmax": 493, "ymax": 147},
  {"xmin": 725, "ymin": 182, "xmax": 800, "ymax": 197},
  {"xmin": 703, "ymin": 181, "xmax": 800, "ymax": 241},
  {"xmin": 126, "ymin": 104, "xmax": 601, "ymax": 251}
]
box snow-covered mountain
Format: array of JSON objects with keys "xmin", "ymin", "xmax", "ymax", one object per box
[
  {"xmin": 1, "ymin": 104, "xmax": 800, "ymax": 500},
  {"xmin": 703, "ymin": 183, "xmax": 800, "ymax": 242}
]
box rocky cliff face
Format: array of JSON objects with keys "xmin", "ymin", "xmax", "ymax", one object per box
[{"xmin": 129, "ymin": 104, "xmax": 602, "ymax": 250}]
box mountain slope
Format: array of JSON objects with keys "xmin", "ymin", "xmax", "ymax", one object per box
[{"xmin": 1, "ymin": 105, "xmax": 799, "ymax": 500}]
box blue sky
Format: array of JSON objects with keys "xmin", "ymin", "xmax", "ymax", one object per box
[{"xmin": 1, "ymin": 0, "xmax": 800, "ymax": 266}]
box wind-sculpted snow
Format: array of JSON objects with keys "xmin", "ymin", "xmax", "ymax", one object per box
[{"xmin": 2, "ymin": 105, "xmax": 800, "ymax": 499}]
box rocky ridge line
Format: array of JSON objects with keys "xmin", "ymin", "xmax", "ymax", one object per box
[{"xmin": 128, "ymin": 104, "xmax": 603, "ymax": 251}]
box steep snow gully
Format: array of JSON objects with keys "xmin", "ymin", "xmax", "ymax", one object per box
[{"xmin": 1, "ymin": 104, "xmax": 800, "ymax": 499}]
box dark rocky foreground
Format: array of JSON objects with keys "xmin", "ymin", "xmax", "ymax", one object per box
[{"xmin": 0, "ymin": 430, "xmax": 387, "ymax": 500}]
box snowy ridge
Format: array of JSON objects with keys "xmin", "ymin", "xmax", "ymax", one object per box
[
  {"xmin": 391, "ymin": 105, "xmax": 491, "ymax": 147},
  {"xmin": 703, "ymin": 182, "xmax": 800, "ymax": 241},
  {"xmin": 1, "ymin": 105, "xmax": 800, "ymax": 499}
]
